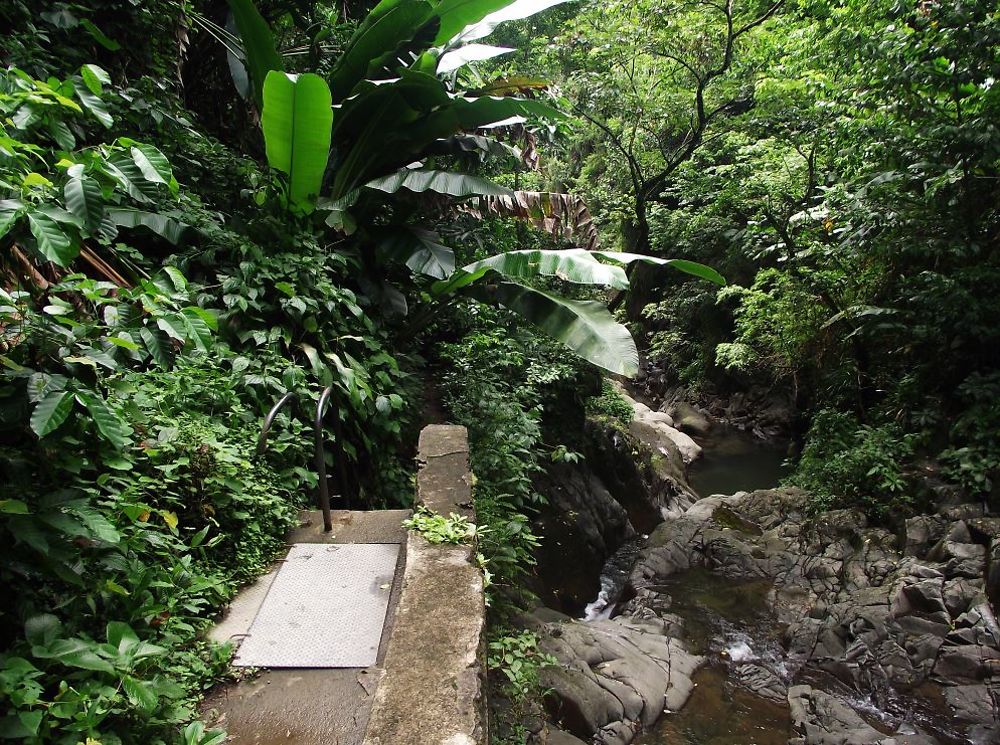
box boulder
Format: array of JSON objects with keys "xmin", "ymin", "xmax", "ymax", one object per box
[
  {"xmin": 525, "ymin": 609, "xmax": 704, "ymax": 744},
  {"xmin": 668, "ymin": 401, "xmax": 712, "ymax": 437}
]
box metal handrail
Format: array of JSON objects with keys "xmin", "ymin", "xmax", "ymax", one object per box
[
  {"xmin": 314, "ymin": 387, "xmax": 335, "ymax": 532},
  {"xmin": 256, "ymin": 392, "xmax": 297, "ymax": 456},
  {"xmin": 258, "ymin": 388, "xmax": 353, "ymax": 534}
]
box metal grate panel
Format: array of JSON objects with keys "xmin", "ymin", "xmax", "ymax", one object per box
[{"xmin": 234, "ymin": 543, "xmax": 399, "ymax": 668}]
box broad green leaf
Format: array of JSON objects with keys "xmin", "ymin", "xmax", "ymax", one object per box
[
  {"xmin": 123, "ymin": 676, "xmax": 159, "ymax": 712},
  {"xmin": 27, "ymin": 372, "xmax": 68, "ymax": 403},
  {"xmin": 126, "ymin": 143, "xmax": 177, "ymax": 193},
  {"xmin": 437, "ymin": 43, "xmax": 514, "ymax": 73},
  {"xmin": 107, "ymin": 621, "xmax": 139, "ymax": 651},
  {"xmin": 377, "ymin": 227, "xmax": 456, "ymax": 279},
  {"xmin": 106, "ymin": 334, "xmax": 141, "ymax": 351},
  {"xmin": 227, "ymin": 0, "xmax": 283, "ymax": 108},
  {"xmin": 76, "ymin": 347, "xmax": 120, "ymax": 370},
  {"xmin": 80, "ymin": 19, "xmax": 121, "ymax": 50},
  {"xmin": 0, "ymin": 499, "xmax": 29, "ymax": 514},
  {"xmin": 34, "ymin": 639, "xmax": 114, "ymax": 674},
  {"xmin": 16, "ymin": 712, "xmax": 42, "ymax": 737},
  {"xmin": 365, "ymin": 169, "xmax": 512, "ymax": 198},
  {"xmin": 48, "ymin": 118, "xmax": 75, "ymax": 149},
  {"xmin": 445, "ymin": 0, "xmax": 576, "ymax": 44},
  {"xmin": 71, "ymin": 82, "xmax": 112, "ymax": 127},
  {"xmin": 25, "ymin": 615, "xmax": 61, "ymax": 647},
  {"xmin": 30, "ymin": 390, "xmax": 75, "ymax": 437},
  {"xmin": 433, "ymin": 0, "xmax": 516, "ymax": 45},
  {"xmin": 464, "ymin": 248, "xmax": 629, "ymax": 289},
  {"xmin": 74, "ymin": 505, "xmax": 120, "ymax": 544},
  {"xmin": 140, "ymin": 327, "xmax": 171, "ymax": 368},
  {"xmin": 591, "ymin": 251, "xmax": 726, "ymax": 285},
  {"xmin": 262, "ymin": 71, "xmax": 333, "ymax": 213},
  {"xmin": 64, "ymin": 175, "xmax": 104, "ymax": 229},
  {"xmin": 471, "ymin": 280, "xmax": 639, "ymax": 377},
  {"xmin": 104, "ymin": 153, "xmax": 161, "ymax": 202},
  {"xmin": 181, "ymin": 307, "xmax": 213, "ymax": 351},
  {"xmin": 0, "ymin": 208, "xmax": 22, "ymax": 241},
  {"xmin": 157, "ymin": 314, "xmax": 187, "ymax": 342},
  {"xmin": 80, "ymin": 64, "xmax": 111, "ymax": 94},
  {"xmin": 330, "ymin": 0, "xmax": 436, "ymax": 102},
  {"xmin": 75, "ymin": 391, "xmax": 129, "ymax": 449},
  {"xmin": 22, "ymin": 172, "xmax": 52, "ymax": 188},
  {"xmin": 108, "ymin": 208, "xmax": 189, "ymax": 244},
  {"xmin": 162, "ymin": 265, "xmax": 188, "ymax": 291}
]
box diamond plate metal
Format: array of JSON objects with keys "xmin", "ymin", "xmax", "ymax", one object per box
[{"xmin": 234, "ymin": 543, "xmax": 399, "ymax": 668}]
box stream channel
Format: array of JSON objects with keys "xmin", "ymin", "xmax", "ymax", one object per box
[{"xmin": 576, "ymin": 427, "xmax": 968, "ymax": 745}]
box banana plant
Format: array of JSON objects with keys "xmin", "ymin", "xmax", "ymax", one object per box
[
  {"xmin": 229, "ymin": 0, "xmax": 572, "ymax": 213},
  {"xmin": 427, "ymin": 249, "xmax": 725, "ymax": 377},
  {"xmin": 226, "ymin": 0, "xmax": 725, "ymax": 377}
]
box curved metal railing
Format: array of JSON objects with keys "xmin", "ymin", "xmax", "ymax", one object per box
[
  {"xmin": 257, "ymin": 388, "xmax": 352, "ymax": 533},
  {"xmin": 314, "ymin": 387, "xmax": 335, "ymax": 531},
  {"xmin": 256, "ymin": 392, "xmax": 297, "ymax": 456}
]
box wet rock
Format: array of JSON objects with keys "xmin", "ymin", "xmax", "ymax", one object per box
[
  {"xmin": 538, "ymin": 725, "xmax": 588, "ymax": 745},
  {"xmin": 733, "ymin": 663, "xmax": 787, "ymax": 703},
  {"xmin": 904, "ymin": 516, "xmax": 949, "ymax": 558},
  {"xmin": 525, "ymin": 609, "xmax": 704, "ymax": 745},
  {"xmin": 668, "ymin": 401, "xmax": 712, "ymax": 437},
  {"xmin": 787, "ymin": 685, "xmax": 889, "ymax": 744},
  {"xmin": 533, "ymin": 461, "xmax": 636, "ymax": 613},
  {"xmin": 932, "ymin": 640, "xmax": 1000, "ymax": 683},
  {"xmin": 941, "ymin": 684, "xmax": 1000, "ymax": 743},
  {"xmin": 582, "ymin": 418, "xmax": 694, "ymax": 531}
]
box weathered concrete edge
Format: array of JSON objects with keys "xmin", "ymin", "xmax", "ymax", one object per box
[{"xmin": 362, "ymin": 424, "xmax": 487, "ymax": 745}]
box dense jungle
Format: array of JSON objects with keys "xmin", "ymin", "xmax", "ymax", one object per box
[{"xmin": 1, "ymin": 0, "xmax": 998, "ymax": 743}]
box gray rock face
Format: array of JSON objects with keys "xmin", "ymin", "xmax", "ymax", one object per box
[
  {"xmin": 628, "ymin": 397, "xmax": 703, "ymax": 466},
  {"xmin": 621, "ymin": 488, "xmax": 1000, "ymax": 744},
  {"xmin": 523, "ymin": 608, "xmax": 703, "ymax": 745},
  {"xmin": 787, "ymin": 686, "xmax": 941, "ymax": 745},
  {"xmin": 533, "ymin": 461, "xmax": 636, "ymax": 613},
  {"xmin": 668, "ymin": 401, "xmax": 713, "ymax": 437}
]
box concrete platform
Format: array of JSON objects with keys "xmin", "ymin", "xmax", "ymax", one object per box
[
  {"xmin": 202, "ymin": 510, "xmax": 409, "ymax": 745},
  {"xmin": 202, "ymin": 425, "xmax": 486, "ymax": 745}
]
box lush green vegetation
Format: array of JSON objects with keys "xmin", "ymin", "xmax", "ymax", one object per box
[
  {"xmin": 0, "ymin": 0, "xmax": 718, "ymax": 742},
  {"xmin": 493, "ymin": 0, "xmax": 1000, "ymax": 518},
  {"xmin": 2, "ymin": 0, "xmax": 996, "ymax": 742}
]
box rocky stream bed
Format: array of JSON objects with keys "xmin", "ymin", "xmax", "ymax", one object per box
[{"xmin": 528, "ymin": 391, "xmax": 1000, "ymax": 745}]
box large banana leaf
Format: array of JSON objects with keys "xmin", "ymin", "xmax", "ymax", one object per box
[
  {"xmin": 464, "ymin": 191, "xmax": 599, "ymax": 249},
  {"xmin": 375, "ymin": 226, "xmax": 456, "ymax": 279},
  {"xmin": 445, "ymin": 0, "xmax": 576, "ymax": 45},
  {"xmin": 365, "ymin": 169, "xmax": 513, "ymax": 198},
  {"xmin": 330, "ymin": 0, "xmax": 436, "ymax": 102},
  {"xmin": 591, "ymin": 251, "xmax": 727, "ymax": 285},
  {"xmin": 262, "ymin": 71, "xmax": 333, "ymax": 213},
  {"xmin": 431, "ymin": 248, "xmax": 627, "ymax": 298},
  {"xmin": 437, "ymin": 44, "xmax": 514, "ymax": 73},
  {"xmin": 226, "ymin": 0, "xmax": 282, "ymax": 108},
  {"xmin": 330, "ymin": 87, "xmax": 566, "ymax": 196},
  {"xmin": 469, "ymin": 280, "xmax": 639, "ymax": 377}
]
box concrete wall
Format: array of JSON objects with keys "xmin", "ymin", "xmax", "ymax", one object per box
[{"xmin": 363, "ymin": 425, "xmax": 487, "ymax": 745}]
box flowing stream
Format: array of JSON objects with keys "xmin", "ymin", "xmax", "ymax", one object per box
[{"xmin": 577, "ymin": 426, "xmax": 967, "ymax": 745}]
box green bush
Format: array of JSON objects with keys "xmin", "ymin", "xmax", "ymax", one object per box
[
  {"xmin": 790, "ymin": 409, "xmax": 915, "ymax": 520},
  {"xmin": 584, "ymin": 379, "xmax": 634, "ymax": 427},
  {"xmin": 437, "ymin": 307, "xmax": 587, "ymax": 599}
]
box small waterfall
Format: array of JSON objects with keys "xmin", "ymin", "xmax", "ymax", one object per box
[{"xmin": 583, "ymin": 537, "xmax": 646, "ymax": 621}]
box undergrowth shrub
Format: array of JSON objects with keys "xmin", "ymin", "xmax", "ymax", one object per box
[
  {"xmin": 437, "ymin": 306, "xmax": 587, "ymax": 601},
  {"xmin": 584, "ymin": 379, "xmax": 634, "ymax": 427},
  {"xmin": 790, "ymin": 409, "xmax": 915, "ymax": 520},
  {"xmin": 0, "ymin": 352, "xmax": 301, "ymax": 744}
]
